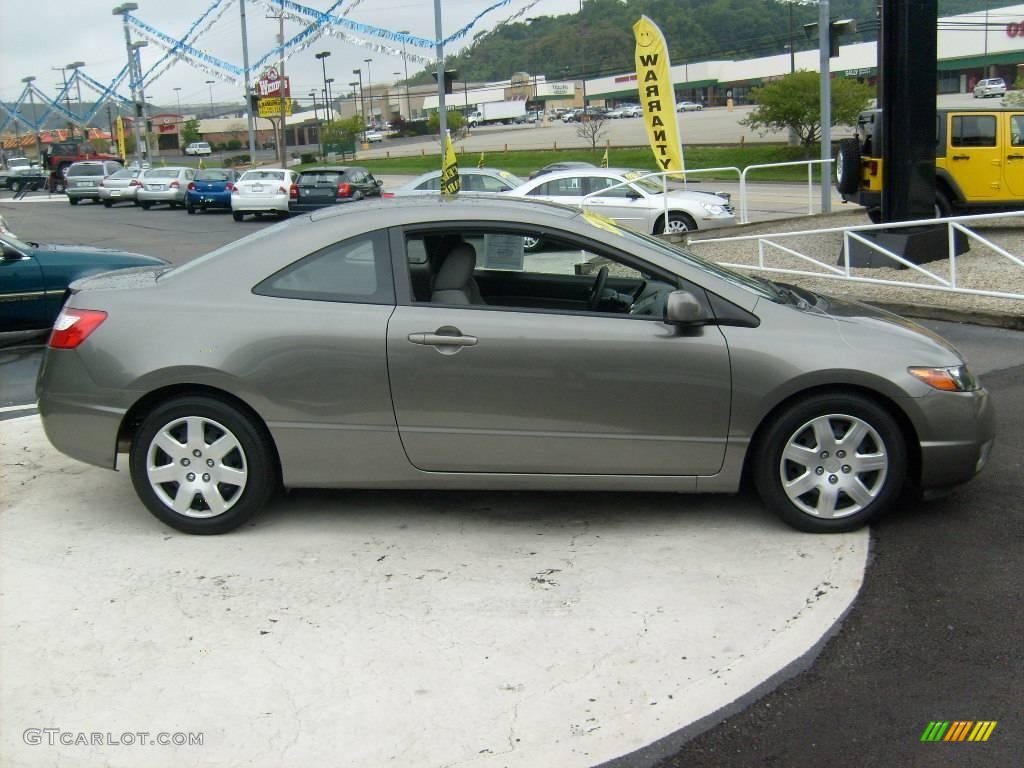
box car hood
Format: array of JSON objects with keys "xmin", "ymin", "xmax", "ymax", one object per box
[
  {"xmin": 786, "ymin": 285, "xmax": 963, "ymax": 364},
  {"xmin": 667, "ymin": 189, "xmax": 730, "ymax": 205}
]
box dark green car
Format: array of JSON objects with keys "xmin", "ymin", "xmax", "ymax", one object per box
[{"xmin": 0, "ymin": 232, "xmax": 168, "ymax": 332}]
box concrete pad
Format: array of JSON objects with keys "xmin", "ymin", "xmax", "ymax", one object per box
[{"xmin": 1, "ymin": 416, "xmax": 868, "ymax": 767}]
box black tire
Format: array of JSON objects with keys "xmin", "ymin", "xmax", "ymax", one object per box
[
  {"xmin": 68, "ymin": 197, "xmax": 79, "ymax": 205},
  {"xmin": 103, "ymin": 200, "xmax": 113, "ymax": 208},
  {"xmin": 186, "ymin": 203, "xmax": 196, "ymax": 215},
  {"xmin": 935, "ymin": 189, "xmax": 953, "ymax": 218},
  {"xmin": 753, "ymin": 392, "xmax": 907, "ymax": 533},
  {"xmin": 835, "ymin": 138, "xmax": 862, "ymax": 195},
  {"xmin": 129, "ymin": 396, "xmax": 277, "ymax": 534},
  {"xmin": 655, "ymin": 212, "xmax": 697, "ymax": 234},
  {"xmin": 232, "ymin": 211, "xmax": 244, "ymax": 222},
  {"xmin": 169, "ymin": 202, "xmax": 178, "ymax": 209},
  {"xmin": 866, "ymin": 207, "xmax": 882, "ymax": 224},
  {"xmin": 11, "ymin": 181, "xmax": 23, "ymax": 194},
  {"xmin": 140, "ymin": 201, "xmax": 152, "ymax": 210}
]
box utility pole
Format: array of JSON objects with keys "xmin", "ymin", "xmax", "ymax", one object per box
[
  {"xmin": 112, "ymin": 3, "xmax": 144, "ymax": 169},
  {"xmin": 133, "ymin": 41, "xmax": 151, "ymax": 158},
  {"xmin": 53, "ymin": 66, "xmax": 74, "ymax": 138},
  {"xmin": 239, "ymin": 0, "xmax": 257, "ymax": 162},
  {"xmin": 68, "ymin": 62, "xmax": 86, "ymax": 139},
  {"xmin": 397, "ymin": 30, "xmax": 411, "ymax": 119},
  {"xmin": 433, "ymin": 0, "xmax": 446, "ymax": 148},
  {"xmin": 364, "ymin": 58, "xmax": 374, "ymax": 126},
  {"xmin": 21, "ymin": 77, "xmax": 43, "ymax": 161},
  {"xmin": 277, "ymin": 11, "xmax": 288, "ymax": 167}
]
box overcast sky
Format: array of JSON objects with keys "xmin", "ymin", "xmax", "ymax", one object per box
[{"xmin": 0, "ymin": 0, "xmax": 582, "ymax": 109}]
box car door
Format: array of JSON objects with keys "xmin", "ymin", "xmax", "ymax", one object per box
[
  {"xmin": 0, "ymin": 243, "xmax": 46, "ymax": 331},
  {"xmin": 1005, "ymin": 113, "xmax": 1024, "ymax": 196},
  {"xmin": 583, "ymin": 175, "xmax": 650, "ymax": 231},
  {"xmin": 386, "ymin": 226, "xmax": 732, "ymax": 477},
  {"xmin": 947, "ymin": 113, "xmax": 1003, "ymax": 200},
  {"xmin": 523, "ymin": 176, "xmax": 586, "ymax": 208}
]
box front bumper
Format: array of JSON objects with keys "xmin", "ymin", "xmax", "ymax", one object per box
[{"xmin": 915, "ymin": 386, "xmax": 997, "ymax": 490}]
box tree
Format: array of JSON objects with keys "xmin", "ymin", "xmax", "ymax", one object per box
[
  {"xmin": 576, "ymin": 117, "xmax": 608, "ymax": 151},
  {"xmin": 740, "ymin": 70, "xmax": 874, "ymax": 153},
  {"xmin": 1003, "ymin": 75, "xmax": 1024, "ymax": 106},
  {"xmin": 321, "ymin": 114, "xmax": 364, "ymax": 146},
  {"xmin": 427, "ymin": 110, "xmax": 465, "ymax": 136},
  {"xmin": 180, "ymin": 118, "xmax": 201, "ymax": 146}
]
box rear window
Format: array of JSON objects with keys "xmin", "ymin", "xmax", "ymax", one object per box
[
  {"xmin": 299, "ymin": 172, "xmax": 344, "ymax": 186},
  {"xmin": 68, "ymin": 164, "xmax": 105, "ymax": 176},
  {"xmin": 196, "ymin": 170, "xmax": 231, "ymax": 181},
  {"xmin": 109, "ymin": 169, "xmax": 139, "ymax": 180},
  {"xmin": 241, "ymin": 170, "xmax": 285, "ymax": 182},
  {"xmin": 147, "ymin": 169, "xmax": 179, "ymax": 179}
]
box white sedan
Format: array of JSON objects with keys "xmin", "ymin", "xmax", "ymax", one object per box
[
  {"xmin": 230, "ymin": 168, "xmax": 298, "ymax": 221},
  {"xmin": 676, "ymin": 101, "xmax": 704, "ymax": 112},
  {"xmin": 507, "ymin": 168, "xmax": 735, "ymax": 234}
]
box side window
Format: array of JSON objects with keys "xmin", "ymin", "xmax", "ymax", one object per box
[
  {"xmin": 1011, "ymin": 116, "xmax": 1024, "ymax": 147},
  {"xmin": 403, "ymin": 228, "xmax": 673, "ymax": 319},
  {"xmin": 254, "ymin": 231, "xmax": 393, "ymax": 305},
  {"xmin": 589, "ymin": 177, "xmax": 636, "ymax": 198},
  {"xmin": 531, "ymin": 177, "xmax": 584, "ymax": 197},
  {"xmin": 477, "ymin": 174, "xmax": 510, "ymax": 192},
  {"xmin": 416, "ymin": 177, "xmax": 442, "ymax": 191},
  {"xmin": 951, "ymin": 115, "xmax": 997, "ymax": 148}
]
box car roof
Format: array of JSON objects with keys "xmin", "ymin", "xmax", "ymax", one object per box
[{"xmin": 308, "ymin": 193, "xmax": 584, "ymax": 226}]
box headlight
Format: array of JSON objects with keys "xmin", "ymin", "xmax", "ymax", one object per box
[
  {"xmin": 908, "ymin": 365, "xmax": 980, "ymax": 392},
  {"xmin": 701, "ymin": 202, "xmax": 727, "ymax": 215}
]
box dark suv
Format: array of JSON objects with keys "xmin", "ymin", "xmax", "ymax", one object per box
[{"xmin": 288, "ymin": 166, "xmax": 383, "ymax": 213}]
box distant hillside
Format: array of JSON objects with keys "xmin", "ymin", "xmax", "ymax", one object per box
[{"xmin": 421, "ymin": 0, "xmax": 996, "ymax": 84}]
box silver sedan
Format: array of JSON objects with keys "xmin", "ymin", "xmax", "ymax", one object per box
[
  {"xmin": 37, "ymin": 197, "xmax": 995, "ymax": 534},
  {"xmin": 508, "ymin": 168, "xmax": 735, "ymax": 234},
  {"xmin": 98, "ymin": 168, "xmax": 145, "ymax": 207},
  {"xmin": 384, "ymin": 167, "xmax": 524, "ymax": 198},
  {"xmin": 136, "ymin": 167, "xmax": 195, "ymax": 209}
]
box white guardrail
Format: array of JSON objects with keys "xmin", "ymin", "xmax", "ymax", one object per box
[
  {"xmin": 689, "ymin": 210, "xmax": 1024, "ymax": 301},
  {"xmin": 739, "ymin": 158, "xmax": 833, "ymax": 224}
]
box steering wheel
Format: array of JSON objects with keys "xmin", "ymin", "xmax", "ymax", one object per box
[{"xmin": 588, "ymin": 266, "xmax": 609, "ymax": 310}]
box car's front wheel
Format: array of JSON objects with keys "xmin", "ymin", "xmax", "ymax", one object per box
[
  {"xmin": 753, "ymin": 393, "xmax": 907, "ymax": 533},
  {"xmin": 656, "ymin": 212, "xmax": 697, "ymax": 234},
  {"xmin": 129, "ymin": 396, "xmax": 277, "ymax": 534}
]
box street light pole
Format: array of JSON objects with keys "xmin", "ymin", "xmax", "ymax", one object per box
[
  {"xmin": 173, "ymin": 86, "xmax": 182, "ymax": 114},
  {"xmin": 206, "ymin": 80, "xmax": 215, "ymax": 114},
  {"xmin": 112, "ymin": 3, "xmax": 145, "ymax": 169},
  {"xmin": 238, "ymin": 0, "xmax": 257, "ymax": 162},
  {"xmin": 364, "ymin": 58, "xmax": 374, "ymax": 127},
  {"xmin": 397, "ymin": 30, "xmax": 411, "ymax": 119},
  {"xmin": 132, "ymin": 41, "xmax": 151, "ymax": 158},
  {"xmin": 433, "ymin": 0, "xmax": 447, "ymax": 149},
  {"xmin": 315, "ymin": 51, "xmax": 332, "ymax": 122},
  {"xmin": 353, "ymin": 68, "xmax": 364, "ymax": 138}
]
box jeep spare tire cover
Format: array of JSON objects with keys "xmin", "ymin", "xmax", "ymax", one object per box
[{"xmin": 835, "ymin": 138, "xmax": 862, "ymax": 195}]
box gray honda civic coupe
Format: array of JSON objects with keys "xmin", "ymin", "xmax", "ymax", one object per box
[{"xmin": 36, "ymin": 196, "xmax": 996, "ymax": 534}]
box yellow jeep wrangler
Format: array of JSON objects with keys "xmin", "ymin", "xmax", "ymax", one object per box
[{"xmin": 836, "ymin": 107, "xmax": 1024, "ymax": 222}]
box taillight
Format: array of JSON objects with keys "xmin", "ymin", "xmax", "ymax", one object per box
[
  {"xmin": 382, "ymin": 191, "xmax": 395, "ymax": 199},
  {"xmin": 130, "ymin": 179, "xmax": 141, "ymax": 187},
  {"xmin": 289, "ymin": 183, "xmax": 298, "ymax": 199},
  {"xmin": 49, "ymin": 309, "xmax": 107, "ymax": 349},
  {"xmin": 187, "ymin": 182, "xmax": 196, "ymax": 191},
  {"xmin": 226, "ymin": 182, "xmax": 235, "ymax": 191},
  {"xmin": 170, "ymin": 180, "xmax": 180, "ymax": 189},
  {"xmin": 337, "ymin": 182, "xmax": 352, "ymax": 197}
]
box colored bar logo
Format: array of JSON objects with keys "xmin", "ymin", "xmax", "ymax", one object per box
[{"xmin": 921, "ymin": 721, "xmax": 997, "ymax": 742}]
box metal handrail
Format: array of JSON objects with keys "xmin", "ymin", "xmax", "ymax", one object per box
[
  {"xmin": 687, "ymin": 209, "xmax": 1024, "ymax": 300},
  {"xmin": 738, "ymin": 158, "xmax": 834, "ymax": 223}
]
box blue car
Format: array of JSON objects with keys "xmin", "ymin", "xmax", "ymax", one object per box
[
  {"xmin": 0, "ymin": 231, "xmax": 167, "ymax": 333},
  {"xmin": 185, "ymin": 169, "xmax": 238, "ymax": 214}
]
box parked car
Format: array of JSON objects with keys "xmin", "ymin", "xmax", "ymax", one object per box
[
  {"xmin": 509, "ymin": 168, "xmax": 735, "ymax": 233},
  {"xmin": 136, "ymin": 167, "xmax": 195, "ymax": 209},
  {"xmin": 65, "ymin": 160, "xmax": 124, "ymax": 205},
  {"xmin": 676, "ymin": 101, "xmax": 704, "ymax": 112},
  {"xmin": 384, "ymin": 167, "xmax": 524, "ymax": 197},
  {"xmin": 0, "ymin": 230, "xmax": 167, "ymax": 332},
  {"xmin": 0, "ymin": 157, "xmax": 41, "ymax": 189},
  {"xmin": 364, "ymin": 130, "xmax": 385, "ymax": 143},
  {"xmin": 231, "ymin": 168, "xmax": 297, "ymax": 221},
  {"xmin": 527, "ymin": 161, "xmax": 596, "ymax": 180},
  {"xmin": 973, "ymin": 77, "xmax": 1006, "ymax": 98},
  {"xmin": 288, "ymin": 166, "xmax": 382, "ymax": 214},
  {"xmin": 186, "ymin": 168, "xmax": 238, "ymax": 214},
  {"xmin": 35, "ymin": 196, "xmax": 995, "ymax": 535},
  {"xmin": 98, "ymin": 167, "xmax": 145, "ymax": 207},
  {"xmin": 183, "ymin": 142, "xmax": 213, "ymax": 156}
]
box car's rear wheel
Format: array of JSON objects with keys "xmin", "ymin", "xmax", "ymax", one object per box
[
  {"xmin": 232, "ymin": 211, "xmax": 244, "ymax": 221},
  {"xmin": 753, "ymin": 393, "xmax": 907, "ymax": 533},
  {"xmin": 835, "ymin": 138, "xmax": 862, "ymax": 195},
  {"xmin": 103, "ymin": 200, "xmax": 112, "ymax": 208},
  {"xmin": 129, "ymin": 396, "xmax": 277, "ymax": 534},
  {"xmin": 68, "ymin": 197, "xmax": 79, "ymax": 205},
  {"xmin": 140, "ymin": 201, "xmax": 152, "ymax": 210},
  {"xmin": 656, "ymin": 212, "xmax": 697, "ymax": 234},
  {"xmin": 186, "ymin": 203, "xmax": 196, "ymax": 214}
]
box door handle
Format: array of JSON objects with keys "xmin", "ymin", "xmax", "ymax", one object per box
[
  {"xmin": 1008, "ymin": 154, "xmax": 1024, "ymax": 160},
  {"xmin": 951, "ymin": 154, "xmax": 970, "ymax": 160},
  {"xmin": 407, "ymin": 332, "xmax": 478, "ymax": 347}
]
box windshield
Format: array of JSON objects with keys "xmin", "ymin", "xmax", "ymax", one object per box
[
  {"xmin": 0, "ymin": 232, "xmax": 34, "ymax": 252},
  {"xmin": 579, "ymin": 212, "xmax": 781, "ymax": 301},
  {"xmin": 622, "ymin": 170, "xmax": 668, "ymax": 195},
  {"xmin": 241, "ymin": 170, "xmax": 285, "ymax": 181}
]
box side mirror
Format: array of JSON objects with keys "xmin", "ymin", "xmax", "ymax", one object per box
[{"xmin": 664, "ymin": 290, "xmax": 708, "ymax": 325}]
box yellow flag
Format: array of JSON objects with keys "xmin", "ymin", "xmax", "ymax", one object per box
[
  {"xmin": 633, "ymin": 15, "xmax": 685, "ymax": 176},
  {"xmin": 600, "ymin": 148, "xmax": 609, "ymax": 168},
  {"xmin": 477, "ymin": 151, "xmax": 485, "ymax": 168},
  {"xmin": 441, "ymin": 132, "xmax": 460, "ymax": 195},
  {"xmin": 116, "ymin": 116, "xmax": 126, "ymax": 161}
]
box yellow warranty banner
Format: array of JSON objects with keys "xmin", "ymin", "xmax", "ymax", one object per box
[
  {"xmin": 258, "ymin": 97, "xmax": 293, "ymax": 117},
  {"xmin": 116, "ymin": 116, "xmax": 126, "ymax": 161},
  {"xmin": 441, "ymin": 133, "xmax": 460, "ymax": 195},
  {"xmin": 633, "ymin": 15, "xmax": 684, "ymax": 175}
]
